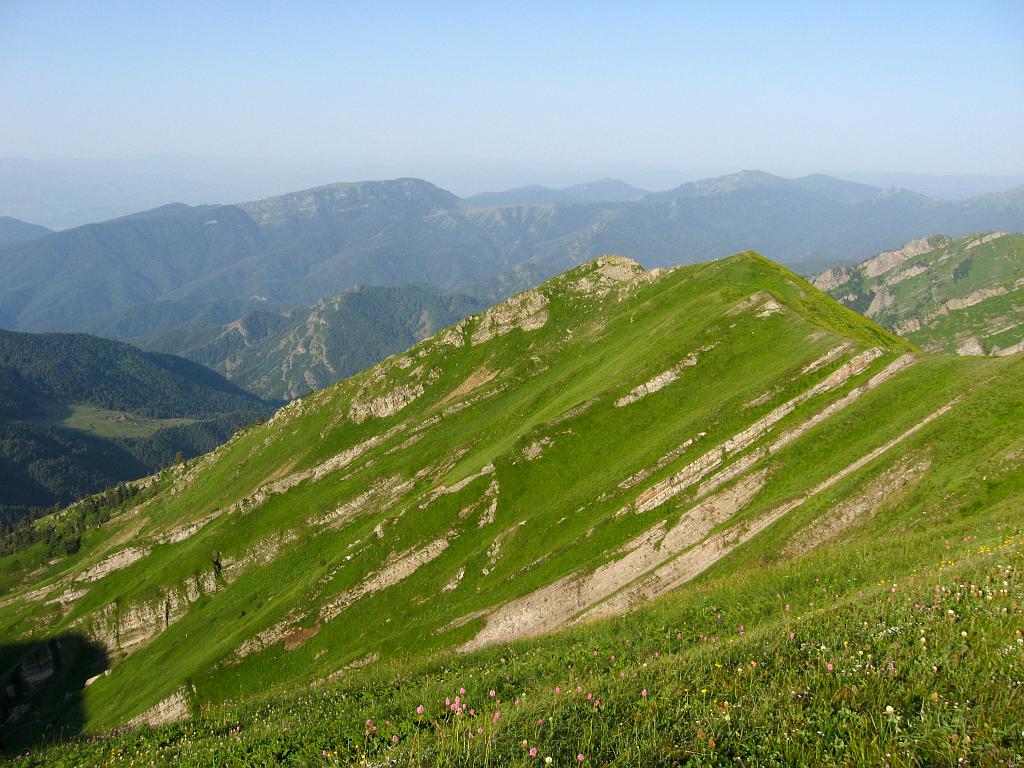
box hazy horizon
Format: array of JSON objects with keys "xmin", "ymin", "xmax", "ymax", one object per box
[{"xmin": 3, "ymin": 1, "xmax": 1022, "ymax": 192}]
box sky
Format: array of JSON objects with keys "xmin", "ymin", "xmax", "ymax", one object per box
[{"xmin": 1, "ymin": 1, "xmax": 1022, "ymax": 194}]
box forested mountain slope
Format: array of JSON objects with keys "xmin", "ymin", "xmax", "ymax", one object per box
[
  {"xmin": 0, "ymin": 330, "xmax": 274, "ymax": 523},
  {"xmin": 3, "ymin": 172, "xmax": 1023, "ymax": 334},
  {"xmin": 139, "ymin": 285, "xmax": 485, "ymax": 400},
  {"xmin": 0, "ymin": 216, "xmax": 51, "ymax": 246}
]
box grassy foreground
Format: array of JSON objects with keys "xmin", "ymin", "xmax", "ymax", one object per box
[{"xmin": 12, "ymin": 490, "xmax": 1022, "ymax": 766}]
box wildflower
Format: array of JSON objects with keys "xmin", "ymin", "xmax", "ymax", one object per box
[
  {"xmin": 578, "ymin": 755, "xmax": 585, "ymax": 763},
  {"xmin": 416, "ymin": 705, "xmax": 425, "ymax": 715},
  {"xmin": 489, "ymin": 689, "xmax": 496, "ymax": 697},
  {"xmin": 460, "ymin": 687, "xmax": 466, "ymax": 694},
  {"xmin": 555, "ymin": 686, "xmax": 561, "ymax": 694},
  {"xmin": 641, "ymin": 688, "xmax": 648, "ymax": 698},
  {"xmin": 826, "ymin": 663, "xmax": 833, "ymax": 672},
  {"xmin": 493, "ymin": 711, "xmax": 501, "ymax": 723},
  {"xmin": 545, "ymin": 758, "xmax": 553, "ymax": 765},
  {"xmin": 885, "ymin": 705, "xmax": 895, "ymax": 714},
  {"xmin": 477, "ymin": 727, "xmax": 484, "ymax": 735},
  {"xmin": 391, "ymin": 735, "xmax": 399, "ymax": 743},
  {"xmin": 530, "ymin": 747, "xmax": 538, "ymax": 757}
]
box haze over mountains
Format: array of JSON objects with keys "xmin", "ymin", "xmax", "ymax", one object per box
[
  {"xmin": 468, "ymin": 178, "xmax": 648, "ymax": 206},
  {"xmin": 0, "ymin": 216, "xmax": 51, "ymax": 246},
  {"xmin": 2, "ymin": 170, "xmax": 1023, "ymax": 339}
]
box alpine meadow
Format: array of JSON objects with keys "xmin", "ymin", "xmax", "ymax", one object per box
[{"xmin": 2, "ymin": 2, "xmax": 1023, "ymax": 766}]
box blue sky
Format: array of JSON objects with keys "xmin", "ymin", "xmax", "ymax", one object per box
[{"xmin": 1, "ymin": 1, "xmax": 1022, "ymax": 190}]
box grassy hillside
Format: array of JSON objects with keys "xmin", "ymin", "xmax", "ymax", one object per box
[
  {"xmin": 141, "ymin": 285, "xmax": 485, "ymax": 400},
  {"xmin": 0, "ymin": 330, "xmax": 274, "ymax": 523},
  {"xmin": 814, "ymin": 232, "xmax": 1024, "ymax": 355},
  {"xmin": 1, "ymin": 253, "xmax": 1022, "ymax": 765}
]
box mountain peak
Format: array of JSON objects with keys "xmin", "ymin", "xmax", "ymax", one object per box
[{"xmin": 239, "ymin": 178, "xmax": 461, "ymax": 225}]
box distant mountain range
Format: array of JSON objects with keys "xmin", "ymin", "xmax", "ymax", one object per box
[
  {"xmin": 0, "ymin": 216, "xmax": 51, "ymax": 246},
  {"xmin": 468, "ymin": 178, "xmax": 648, "ymax": 206},
  {"xmin": 139, "ymin": 285, "xmax": 485, "ymax": 400},
  {"xmin": 2, "ymin": 171, "xmax": 1023, "ymax": 338},
  {"xmin": 0, "ymin": 329, "xmax": 274, "ymax": 523},
  {"xmin": 814, "ymin": 231, "xmax": 1024, "ymax": 356}
]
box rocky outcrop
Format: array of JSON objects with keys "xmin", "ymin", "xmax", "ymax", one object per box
[
  {"xmin": 865, "ymin": 286, "xmax": 895, "ymax": 318},
  {"xmin": 320, "ymin": 537, "xmax": 451, "ymax": 622},
  {"xmin": 126, "ymin": 689, "xmax": 189, "ymax": 728},
  {"xmin": 614, "ymin": 345, "xmax": 714, "ymax": 407},
  {"xmin": 471, "ymin": 290, "xmax": 549, "ymax": 345},
  {"xmin": 349, "ymin": 381, "xmax": 425, "ymax": 423},
  {"xmin": 861, "ymin": 235, "xmax": 948, "ymax": 278},
  {"xmin": 76, "ymin": 547, "xmax": 151, "ymax": 583},
  {"xmin": 965, "ymin": 232, "xmax": 1007, "ymax": 250}
]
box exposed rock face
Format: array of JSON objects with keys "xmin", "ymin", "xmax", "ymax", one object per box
[
  {"xmin": 811, "ymin": 266, "xmax": 853, "ymax": 292},
  {"xmin": 570, "ymin": 255, "xmax": 648, "ymax": 296},
  {"xmin": 350, "ymin": 382, "xmax": 426, "ymax": 423},
  {"xmin": 865, "ymin": 286, "xmax": 895, "ymax": 318},
  {"xmin": 614, "ymin": 345, "xmax": 713, "ymax": 407},
  {"xmin": 957, "ymin": 337, "xmax": 985, "ymax": 356},
  {"xmin": 320, "ymin": 537, "xmax": 451, "ymax": 622},
  {"xmin": 945, "ymin": 286, "xmax": 1008, "ymax": 312},
  {"xmin": 813, "ymin": 232, "xmax": 1024, "ymax": 357},
  {"xmin": 995, "ymin": 339, "xmax": 1024, "ymax": 356},
  {"xmin": 965, "ymin": 232, "xmax": 1007, "ymax": 250},
  {"xmin": 126, "ymin": 689, "xmax": 189, "ymax": 728},
  {"xmin": 471, "ymin": 290, "xmax": 549, "ymax": 345},
  {"xmin": 464, "ymin": 388, "xmax": 954, "ymax": 649},
  {"xmin": 861, "ymin": 236, "xmax": 949, "ymax": 278},
  {"xmin": 783, "ymin": 457, "xmax": 930, "ymax": 556},
  {"xmin": 76, "ymin": 547, "xmax": 151, "ymax": 583}
]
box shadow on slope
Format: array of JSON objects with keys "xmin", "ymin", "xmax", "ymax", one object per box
[{"xmin": 0, "ymin": 635, "xmax": 109, "ymax": 755}]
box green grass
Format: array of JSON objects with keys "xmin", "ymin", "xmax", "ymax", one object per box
[
  {"xmin": 2, "ymin": 252, "xmax": 1023, "ymax": 765},
  {"xmin": 821, "ymin": 232, "xmax": 1024, "ymax": 355},
  {"xmin": 13, "ymin": 492, "xmax": 1022, "ymax": 766},
  {"xmin": 27, "ymin": 401, "xmax": 196, "ymax": 439}
]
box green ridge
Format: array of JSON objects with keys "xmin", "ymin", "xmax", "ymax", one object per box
[{"xmin": 1, "ymin": 252, "xmax": 1022, "ymax": 765}]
